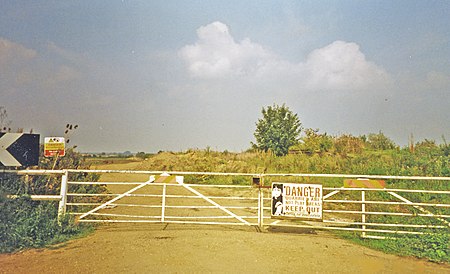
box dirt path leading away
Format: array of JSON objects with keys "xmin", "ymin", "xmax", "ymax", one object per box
[{"xmin": 1, "ymin": 223, "xmax": 449, "ymax": 274}]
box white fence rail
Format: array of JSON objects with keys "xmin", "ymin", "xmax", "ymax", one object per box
[{"xmin": 3, "ymin": 169, "xmax": 450, "ymax": 238}]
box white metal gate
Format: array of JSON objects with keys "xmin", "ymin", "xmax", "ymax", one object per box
[
  {"xmin": 4, "ymin": 169, "xmax": 450, "ymax": 238},
  {"xmin": 67, "ymin": 172, "xmax": 263, "ymax": 228}
]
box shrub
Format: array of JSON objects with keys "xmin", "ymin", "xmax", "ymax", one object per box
[
  {"xmin": 0, "ymin": 195, "xmax": 91, "ymax": 253},
  {"xmin": 0, "ymin": 147, "xmax": 99, "ymax": 253},
  {"xmin": 355, "ymin": 233, "xmax": 450, "ymax": 263}
]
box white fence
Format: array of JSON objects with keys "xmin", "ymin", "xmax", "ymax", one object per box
[{"xmin": 3, "ymin": 169, "xmax": 450, "ymax": 238}]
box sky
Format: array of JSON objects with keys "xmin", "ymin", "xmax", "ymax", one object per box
[{"xmin": 1, "ymin": 1, "xmax": 449, "ymax": 153}]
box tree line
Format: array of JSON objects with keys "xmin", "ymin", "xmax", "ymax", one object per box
[{"xmin": 252, "ymin": 103, "xmax": 448, "ymax": 158}]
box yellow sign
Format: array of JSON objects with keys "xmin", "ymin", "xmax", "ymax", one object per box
[{"xmin": 44, "ymin": 137, "xmax": 65, "ymax": 157}]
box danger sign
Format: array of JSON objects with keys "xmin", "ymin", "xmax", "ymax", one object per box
[
  {"xmin": 271, "ymin": 182, "xmax": 323, "ymax": 220},
  {"xmin": 44, "ymin": 137, "xmax": 65, "ymax": 157}
]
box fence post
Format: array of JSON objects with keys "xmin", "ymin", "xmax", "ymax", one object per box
[
  {"xmin": 24, "ymin": 173, "xmax": 30, "ymax": 194},
  {"xmin": 257, "ymin": 186, "xmax": 261, "ymax": 228},
  {"xmin": 161, "ymin": 184, "xmax": 167, "ymax": 223},
  {"xmin": 361, "ymin": 190, "xmax": 366, "ymax": 238},
  {"xmin": 259, "ymin": 186, "xmax": 264, "ymax": 230},
  {"xmin": 58, "ymin": 170, "xmax": 69, "ymax": 223},
  {"xmin": 257, "ymin": 176, "xmax": 264, "ymax": 231}
]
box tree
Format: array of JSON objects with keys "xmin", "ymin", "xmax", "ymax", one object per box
[
  {"xmin": 334, "ymin": 134, "xmax": 366, "ymax": 155},
  {"xmin": 367, "ymin": 131, "xmax": 397, "ymax": 150},
  {"xmin": 297, "ymin": 128, "xmax": 334, "ymax": 154},
  {"xmin": 253, "ymin": 104, "xmax": 302, "ymax": 156}
]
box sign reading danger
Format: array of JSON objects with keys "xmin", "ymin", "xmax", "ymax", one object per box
[
  {"xmin": 44, "ymin": 137, "xmax": 65, "ymax": 157},
  {"xmin": 271, "ymin": 182, "xmax": 323, "ymax": 220}
]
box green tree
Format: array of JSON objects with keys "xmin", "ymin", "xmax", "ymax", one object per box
[
  {"xmin": 252, "ymin": 104, "xmax": 302, "ymax": 156},
  {"xmin": 334, "ymin": 134, "xmax": 366, "ymax": 155},
  {"xmin": 297, "ymin": 128, "xmax": 334, "ymax": 154},
  {"xmin": 367, "ymin": 131, "xmax": 397, "ymax": 150}
]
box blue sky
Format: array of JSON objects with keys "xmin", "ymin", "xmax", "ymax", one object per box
[{"xmin": 1, "ymin": 1, "xmax": 449, "ymax": 152}]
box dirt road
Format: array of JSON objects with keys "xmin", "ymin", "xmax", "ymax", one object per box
[{"xmin": 1, "ymin": 223, "xmax": 449, "ymax": 274}]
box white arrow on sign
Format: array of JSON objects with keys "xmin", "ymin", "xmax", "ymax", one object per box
[{"xmin": 0, "ymin": 133, "xmax": 23, "ymax": 167}]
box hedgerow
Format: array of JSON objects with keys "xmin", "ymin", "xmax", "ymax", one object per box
[{"xmin": 0, "ymin": 148, "xmax": 100, "ymax": 253}]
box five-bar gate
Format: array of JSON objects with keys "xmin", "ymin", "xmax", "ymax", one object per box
[{"xmin": 3, "ymin": 169, "xmax": 450, "ymax": 238}]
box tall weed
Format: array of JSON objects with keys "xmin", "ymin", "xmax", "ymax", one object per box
[{"xmin": 0, "ymin": 195, "xmax": 92, "ymax": 253}]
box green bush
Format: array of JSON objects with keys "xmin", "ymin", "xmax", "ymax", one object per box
[
  {"xmin": 0, "ymin": 147, "xmax": 99, "ymax": 253},
  {"xmin": 404, "ymin": 233, "xmax": 450, "ymax": 263},
  {"xmin": 0, "ymin": 195, "xmax": 92, "ymax": 253},
  {"xmin": 345, "ymin": 232, "xmax": 450, "ymax": 263}
]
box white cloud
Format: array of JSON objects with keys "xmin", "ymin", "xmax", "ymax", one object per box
[
  {"xmin": 0, "ymin": 38, "xmax": 36, "ymax": 66},
  {"xmin": 179, "ymin": 21, "xmax": 278, "ymax": 79},
  {"xmin": 42, "ymin": 65, "xmax": 81, "ymax": 88},
  {"xmin": 0, "ymin": 38, "xmax": 38, "ymax": 94},
  {"xmin": 179, "ymin": 22, "xmax": 390, "ymax": 93},
  {"xmin": 303, "ymin": 41, "xmax": 390, "ymax": 91}
]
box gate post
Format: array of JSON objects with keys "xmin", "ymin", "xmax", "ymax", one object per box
[
  {"xmin": 258, "ymin": 186, "xmax": 264, "ymax": 230},
  {"xmin": 58, "ymin": 170, "xmax": 69, "ymax": 223},
  {"xmin": 161, "ymin": 184, "xmax": 167, "ymax": 223},
  {"xmin": 257, "ymin": 176, "xmax": 264, "ymax": 231},
  {"xmin": 361, "ymin": 190, "xmax": 366, "ymax": 237}
]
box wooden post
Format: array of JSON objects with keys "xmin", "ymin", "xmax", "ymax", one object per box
[
  {"xmin": 258, "ymin": 176, "xmax": 264, "ymax": 231},
  {"xmin": 51, "ymin": 152, "xmax": 59, "ymax": 170},
  {"xmin": 24, "ymin": 168, "xmax": 30, "ymax": 194}
]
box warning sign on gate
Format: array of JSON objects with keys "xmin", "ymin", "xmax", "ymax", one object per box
[
  {"xmin": 44, "ymin": 137, "xmax": 65, "ymax": 157},
  {"xmin": 271, "ymin": 182, "xmax": 323, "ymax": 220}
]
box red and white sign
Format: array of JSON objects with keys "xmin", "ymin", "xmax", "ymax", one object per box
[
  {"xmin": 44, "ymin": 137, "xmax": 65, "ymax": 157},
  {"xmin": 344, "ymin": 179, "xmax": 386, "ymax": 189}
]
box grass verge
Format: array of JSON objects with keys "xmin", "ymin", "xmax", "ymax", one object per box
[
  {"xmin": 0, "ymin": 195, "xmax": 94, "ymax": 253},
  {"xmin": 335, "ymin": 231, "xmax": 450, "ymax": 264}
]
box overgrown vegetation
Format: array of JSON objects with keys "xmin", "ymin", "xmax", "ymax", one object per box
[
  {"xmin": 134, "ymin": 132, "xmax": 449, "ymax": 263},
  {"xmin": 0, "ymin": 148, "xmax": 100, "ymax": 253},
  {"xmin": 0, "ymin": 196, "xmax": 93, "ymax": 253},
  {"xmin": 136, "ymin": 133, "xmax": 449, "ymax": 178},
  {"xmin": 339, "ymin": 231, "xmax": 450, "ymax": 263}
]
